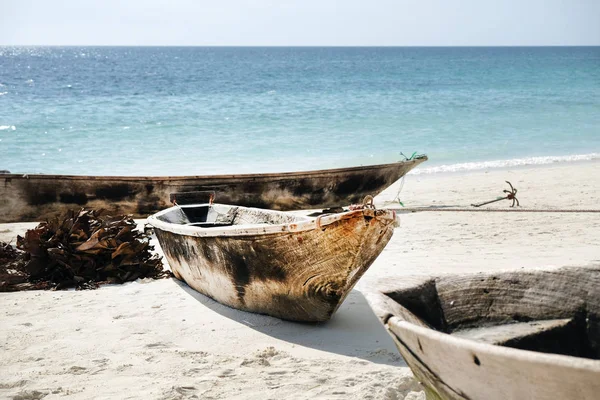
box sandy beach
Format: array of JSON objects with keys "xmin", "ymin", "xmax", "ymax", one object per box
[{"xmin": 1, "ymin": 160, "xmax": 599, "ymax": 399}]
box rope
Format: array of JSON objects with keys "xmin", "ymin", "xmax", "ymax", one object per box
[
  {"xmin": 393, "ymin": 175, "xmax": 406, "ymax": 206},
  {"xmin": 315, "ymin": 215, "xmax": 324, "ymax": 230},
  {"xmin": 393, "ymin": 151, "xmax": 424, "ymax": 206},
  {"xmin": 389, "ymin": 181, "xmax": 600, "ymax": 213},
  {"xmin": 349, "ymin": 195, "xmax": 376, "ymax": 211},
  {"xmin": 389, "ymin": 208, "xmax": 600, "ymax": 213}
]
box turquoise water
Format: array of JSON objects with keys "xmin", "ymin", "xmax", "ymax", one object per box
[{"xmin": 1, "ymin": 46, "xmax": 599, "ymax": 175}]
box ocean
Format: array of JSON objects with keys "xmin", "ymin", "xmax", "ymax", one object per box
[{"xmin": 1, "ymin": 46, "xmax": 599, "ymax": 176}]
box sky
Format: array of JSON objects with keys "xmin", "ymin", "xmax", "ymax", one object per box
[{"xmin": 1, "ymin": 0, "xmax": 599, "ymax": 46}]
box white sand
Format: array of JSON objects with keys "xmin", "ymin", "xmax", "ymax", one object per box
[{"xmin": 1, "ymin": 160, "xmax": 599, "ymax": 399}]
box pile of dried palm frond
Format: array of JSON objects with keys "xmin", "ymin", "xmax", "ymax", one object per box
[
  {"xmin": 0, "ymin": 241, "xmax": 29, "ymax": 290},
  {"xmin": 0, "ymin": 209, "xmax": 170, "ymax": 292}
]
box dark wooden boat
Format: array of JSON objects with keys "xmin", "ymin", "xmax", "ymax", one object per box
[
  {"xmin": 0, "ymin": 157, "xmax": 426, "ymax": 223},
  {"xmin": 149, "ymin": 202, "xmax": 399, "ymax": 322},
  {"xmin": 367, "ymin": 266, "xmax": 600, "ymax": 400}
]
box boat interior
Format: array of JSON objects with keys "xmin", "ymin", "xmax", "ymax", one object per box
[
  {"xmin": 383, "ymin": 268, "xmax": 600, "ymax": 360},
  {"xmin": 157, "ymin": 204, "xmax": 306, "ymax": 228}
]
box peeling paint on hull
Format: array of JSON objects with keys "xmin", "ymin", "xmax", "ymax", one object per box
[
  {"xmin": 150, "ymin": 205, "xmax": 396, "ymax": 322},
  {"xmin": 0, "ymin": 158, "xmax": 426, "ymax": 222}
]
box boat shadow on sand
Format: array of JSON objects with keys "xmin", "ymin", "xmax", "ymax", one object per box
[{"xmin": 173, "ymin": 279, "xmax": 406, "ymax": 367}]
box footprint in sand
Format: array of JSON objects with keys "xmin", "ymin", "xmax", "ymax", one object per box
[
  {"xmin": 183, "ymin": 367, "xmax": 207, "ymax": 377},
  {"xmin": 66, "ymin": 366, "xmax": 87, "ymax": 375},
  {"xmin": 91, "ymin": 358, "xmax": 109, "ymax": 369},
  {"xmin": 145, "ymin": 342, "xmax": 170, "ymax": 349},
  {"xmin": 0, "ymin": 380, "xmax": 28, "ymax": 389},
  {"xmin": 266, "ymin": 369, "xmax": 295, "ymax": 376},
  {"xmin": 216, "ymin": 368, "xmax": 235, "ymax": 378},
  {"xmin": 240, "ymin": 357, "xmax": 270, "ymax": 367},
  {"xmin": 343, "ymin": 377, "xmax": 357, "ymax": 387},
  {"xmin": 116, "ymin": 364, "xmax": 133, "ymax": 372},
  {"xmin": 161, "ymin": 385, "xmax": 197, "ymax": 399},
  {"xmin": 113, "ymin": 313, "xmax": 141, "ymax": 320},
  {"xmin": 12, "ymin": 390, "xmax": 47, "ymax": 400}
]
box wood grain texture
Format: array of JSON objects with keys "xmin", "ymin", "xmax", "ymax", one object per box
[
  {"xmin": 435, "ymin": 268, "xmax": 600, "ymax": 332},
  {"xmin": 154, "ymin": 208, "xmax": 396, "ymax": 322},
  {"xmin": 0, "ymin": 158, "xmax": 426, "ymax": 222},
  {"xmin": 389, "ymin": 317, "xmax": 600, "ymax": 400},
  {"xmin": 368, "ymin": 266, "xmax": 600, "ymax": 400}
]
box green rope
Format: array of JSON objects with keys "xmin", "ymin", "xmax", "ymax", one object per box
[{"xmin": 395, "ymin": 151, "xmax": 423, "ymax": 207}]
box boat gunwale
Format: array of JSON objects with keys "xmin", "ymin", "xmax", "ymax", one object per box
[
  {"xmin": 387, "ymin": 317, "xmax": 600, "ymax": 372},
  {"xmin": 1, "ymin": 158, "xmax": 427, "ymax": 182},
  {"xmin": 148, "ymin": 203, "xmax": 397, "ymax": 238}
]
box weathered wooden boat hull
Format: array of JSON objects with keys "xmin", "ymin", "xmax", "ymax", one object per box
[
  {"xmin": 367, "ymin": 267, "xmax": 600, "ymax": 400},
  {"xmin": 150, "ymin": 204, "xmax": 397, "ymax": 321},
  {"xmin": 0, "ymin": 157, "xmax": 426, "ymax": 223}
]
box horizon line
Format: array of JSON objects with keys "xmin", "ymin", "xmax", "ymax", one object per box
[{"xmin": 1, "ymin": 44, "xmax": 600, "ymax": 48}]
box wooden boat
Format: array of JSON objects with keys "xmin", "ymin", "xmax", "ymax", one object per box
[
  {"xmin": 148, "ymin": 201, "xmax": 399, "ymax": 321},
  {"xmin": 367, "ymin": 266, "xmax": 600, "ymax": 400},
  {"xmin": 0, "ymin": 157, "xmax": 426, "ymax": 223}
]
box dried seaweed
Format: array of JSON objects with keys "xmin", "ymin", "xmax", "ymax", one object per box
[
  {"xmin": 0, "ymin": 241, "xmax": 30, "ymax": 290},
  {"xmin": 0, "ymin": 209, "xmax": 170, "ymax": 292}
]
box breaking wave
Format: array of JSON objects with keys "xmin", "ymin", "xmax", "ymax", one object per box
[
  {"xmin": 411, "ymin": 153, "xmax": 600, "ymax": 175},
  {"xmin": 0, "ymin": 125, "xmax": 16, "ymax": 131}
]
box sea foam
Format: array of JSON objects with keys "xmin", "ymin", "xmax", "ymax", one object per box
[{"xmin": 411, "ymin": 153, "xmax": 600, "ymax": 175}]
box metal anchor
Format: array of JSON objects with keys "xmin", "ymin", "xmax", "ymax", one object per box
[{"xmin": 471, "ymin": 181, "xmax": 520, "ymax": 208}]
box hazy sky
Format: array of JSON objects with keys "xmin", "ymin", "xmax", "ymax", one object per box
[{"xmin": 1, "ymin": 0, "xmax": 599, "ymax": 46}]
